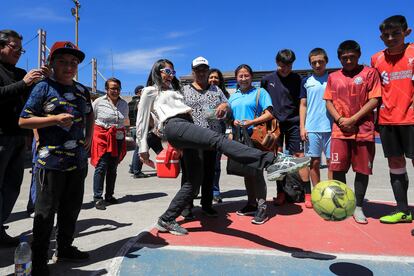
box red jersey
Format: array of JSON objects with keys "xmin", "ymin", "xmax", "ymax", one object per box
[
  {"xmin": 371, "ymin": 43, "xmax": 414, "ymax": 125},
  {"xmin": 323, "ymin": 66, "xmax": 382, "ymax": 141}
]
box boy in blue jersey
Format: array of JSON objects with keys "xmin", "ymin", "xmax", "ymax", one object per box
[
  {"xmin": 19, "ymin": 41, "xmax": 94, "ymax": 275},
  {"xmin": 299, "ymin": 48, "xmax": 333, "ymax": 205}
]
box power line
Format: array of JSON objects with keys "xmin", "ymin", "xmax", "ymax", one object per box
[{"xmin": 23, "ymin": 34, "xmax": 39, "ymax": 47}]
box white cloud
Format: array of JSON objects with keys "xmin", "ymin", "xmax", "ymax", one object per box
[
  {"xmin": 16, "ymin": 7, "xmax": 71, "ymax": 22},
  {"xmin": 165, "ymin": 29, "xmax": 202, "ymax": 39},
  {"xmin": 112, "ymin": 46, "xmax": 182, "ymax": 72}
]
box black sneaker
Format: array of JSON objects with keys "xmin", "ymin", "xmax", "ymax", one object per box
[
  {"xmin": 202, "ymin": 206, "xmax": 218, "ymax": 217},
  {"xmin": 0, "ymin": 227, "xmax": 19, "ymax": 247},
  {"xmin": 105, "ymin": 196, "xmax": 118, "ymax": 205},
  {"xmin": 52, "ymin": 246, "xmax": 89, "ymax": 263},
  {"xmin": 252, "ymin": 204, "xmax": 268, "ymax": 225},
  {"xmin": 411, "ymin": 228, "xmax": 414, "ymax": 236},
  {"xmin": 213, "ymin": 196, "xmax": 223, "ymax": 204},
  {"xmin": 181, "ymin": 208, "xmax": 195, "ymax": 220},
  {"xmin": 133, "ymin": 172, "xmax": 150, "ymax": 178},
  {"xmin": 32, "ymin": 263, "xmax": 49, "ymax": 276},
  {"xmin": 95, "ymin": 199, "xmax": 106, "ymax": 210},
  {"xmin": 236, "ymin": 205, "xmax": 257, "ymax": 216},
  {"xmin": 156, "ymin": 218, "xmax": 188, "ymax": 236}
]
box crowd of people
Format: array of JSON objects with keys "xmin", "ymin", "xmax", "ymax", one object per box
[{"xmin": 0, "ymin": 14, "xmax": 413, "ymax": 275}]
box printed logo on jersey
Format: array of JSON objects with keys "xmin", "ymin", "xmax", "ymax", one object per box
[
  {"xmin": 381, "ymin": 71, "xmax": 390, "ymax": 85},
  {"xmin": 354, "ymin": 76, "xmax": 363, "ymax": 85},
  {"xmin": 408, "ymin": 57, "xmax": 414, "ymax": 67}
]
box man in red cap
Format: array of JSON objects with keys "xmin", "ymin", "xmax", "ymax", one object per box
[{"xmin": 19, "ymin": 41, "xmax": 93, "ymax": 275}]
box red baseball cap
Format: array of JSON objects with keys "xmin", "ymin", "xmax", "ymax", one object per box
[{"xmin": 48, "ymin": 41, "xmax": 85, "ymax": 63}]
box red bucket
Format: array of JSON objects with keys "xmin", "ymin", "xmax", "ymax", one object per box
[{"xmin": 155, "ymin": 144, "xmax": 181, "ymax": 178}]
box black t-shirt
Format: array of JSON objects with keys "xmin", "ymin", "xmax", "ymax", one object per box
[{"xmin": 261, "ymin": 71, "xmax": 302, "ymax": 124}]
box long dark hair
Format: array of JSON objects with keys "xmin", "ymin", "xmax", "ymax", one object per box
[
  {"xmin": 234, "ymin": 64, "xmax": 253, "ymax": 89},
  {"xmin": 208, "ymin": 68, "xmax": 229, "ymax": 98},
  {"xmin": 146, "ymin": 59, "xmax": 181, "ymax": 91}
]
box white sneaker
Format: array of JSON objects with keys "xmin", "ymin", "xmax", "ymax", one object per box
[{"xmin": 266, "ymin": 154, "xmax": 310, "ymax": 181}]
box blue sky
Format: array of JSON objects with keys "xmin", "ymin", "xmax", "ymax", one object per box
[{"xmin": 2, "ymin": 0, "xmax": 413, "ymax": 95}]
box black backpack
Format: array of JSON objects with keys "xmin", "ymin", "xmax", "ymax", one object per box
[{"xmin": 283, "ymin": 171, "xmax": 305, "ymax": 203}]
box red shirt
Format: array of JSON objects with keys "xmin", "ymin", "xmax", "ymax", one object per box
[
  {"xmin": 324, "ymin": 66, "xmax": 382, "ymax": 141},
  {"xmin": 371, "ymin": 43, "xmax": 414, "ymax": 125}
]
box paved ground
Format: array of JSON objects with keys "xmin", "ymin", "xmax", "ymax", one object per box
[{"xmin": 1, "ymin": 143, "xmax": 414, "ymax": 275}]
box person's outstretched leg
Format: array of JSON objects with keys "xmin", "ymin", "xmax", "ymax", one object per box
[{"xmin": 164, "ymin": 117, "xmax": 310, "ymax": 180}]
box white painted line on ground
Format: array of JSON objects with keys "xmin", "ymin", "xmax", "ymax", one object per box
[
  {"xmin": 133, "ymin": 243, "xmax": 414, "ymax": 263},
  {"xmin": 96, "ymin": 225, "xmax": 156, "ymax": 276}
]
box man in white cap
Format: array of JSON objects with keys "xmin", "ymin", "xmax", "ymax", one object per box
[{"xmin": 180, "ymin": 56, "xmax": 229, "ymax": 219}]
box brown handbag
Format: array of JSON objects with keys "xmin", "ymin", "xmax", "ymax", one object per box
[{"xmin": 250, "ymin": 88, "xmax": 280, "ymax": 152}]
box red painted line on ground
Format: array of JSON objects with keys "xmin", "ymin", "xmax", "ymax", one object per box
[{"xmin": 140, "ymin": 201, "xmax": 414, "ymax": 256}]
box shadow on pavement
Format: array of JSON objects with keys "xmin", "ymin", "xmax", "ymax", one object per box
[
  {"xmin": 329, "ymin": 262, "xmax": 374, "ymax": 276},
  {"xmin": 82, "ymin": 192, "xmax": 168, "ymax": 210},
  {"xmin": 134, "ymin": 201, "xmax": 335, "ymax": 261},
  {"xmin": 220, "ymin": 189, "xmax": 246, "ymax": 199},
  {"xmin": 5, "ymin": 210, "xmax": 30, "ymax": 224},
  {"xmin": 364, "ymin": 201, "xmax": 414, "ymax": 219},
  {"xmin": 76, "ymin": 218, "xmax": 133, "ymax": 238}
]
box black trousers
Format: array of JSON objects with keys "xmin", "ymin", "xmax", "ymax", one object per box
[
  {"xmin": 181, "ymin": 149, "xmax": 217, "ymax": 209},
  {"xmin": 0, "ymin": 135, "xmax": 25, "ymax": 225},
  {"xmin": 160, "ymin": 116, "xmax": 274, "ymax": 221},
  {"xmin": 31, "ymin": 167, "xmax": 87, "ymax": 264}
]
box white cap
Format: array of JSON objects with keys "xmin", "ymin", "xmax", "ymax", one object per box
[{"xmin": 192, "ymin": 56, "xmax": 209, "ymax": 68}]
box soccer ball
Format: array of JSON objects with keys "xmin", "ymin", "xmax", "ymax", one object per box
[{"xmin": 311, "ymin": 180, "xmax": 356, "ymax": 221}]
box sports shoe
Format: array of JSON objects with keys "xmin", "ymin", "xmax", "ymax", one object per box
[
  {"xmin": 156, "ymin": 218, "xmax": 188, "ymax": 236},
  {"xmin": 0, "ymin": 227, "xmax": 19, "ymax": 247},
  {"xmin": 353, "ymin": 206, "xmax": 368, "ymax": 224},
  {"xmin": 380, "ymin": 211, "xmax": 412, "ymax": 224},
  {"xmin": 95, "ymin": 199, "xmax": 106, "ymax": 210},
  {"xmin": 236, "ymin": 204, "xmax": 257, "ymax": 216},
  {"xmin": 252, "ymin": 204, "xmax": 268, "ymax": 225},
  {"xmin": 213, "ymin": 196, "xmax": 223, "ymax": 204},
  {"xmin": 304, "ymin": 194, "xmax": 313, "ymax": 209},
  {"xmin": 266, "ymin": 154, "xmax": 311, "ymax": 181},
  {"xmin": 52, "ymin": 246, "xmax": 90, "ymax": 263},
  {"xmin": 202, "ymin": 206, "xmax": 218, "ymax": 217},
  {"xmin": 105, "ymin": 196, "xmax": 118, "ymax": 205},
  {"xmin": 273, "ymin": 192, "xmax": 286, "ymax": 206},
  {"xmin": 133, "ymin": 172, "xmax": 150, "ymax": 178},
  {"xmin": 411, "ymin": 228, "xmax": 414, "ymax": 236}
]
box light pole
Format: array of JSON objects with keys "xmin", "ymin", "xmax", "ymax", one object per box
[{"xmin": 71, "ymin": 0, "xmax": 80, "ymax": 80}]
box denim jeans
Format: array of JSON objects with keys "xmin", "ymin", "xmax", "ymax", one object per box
[
  {"xmin": 212, "ymin": 151, "xmax": 222, "ymax": 197},
  {"xmin": 93, "ymin": 140, "xmax": 123, "ymax": 200},
  {"xmin": 130, "ymin": 132, "xmax": 163, "ymax": 174},
  {"xmin": 160, "ymin": 115, "xmax": 274, "ymax": 221},
  {"xmin": 0, "ymin": 135, "xmax": 25, "ymax": 225}
]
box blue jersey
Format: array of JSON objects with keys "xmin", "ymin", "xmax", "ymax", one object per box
[
  {"xmin": 300, "ymin": 73, "xmax": 332, "ymax": 132},
  {"xmin": 20, "ymin": 78, "xmax": 92, "ymax": 171},
  {"xmin": 229, "ymin": 86, "xmax": 273, "ymax": 132}
]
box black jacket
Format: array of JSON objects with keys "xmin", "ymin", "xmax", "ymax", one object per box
[{"xmin": 0, "ymin": 61, "xmax": 30, "ymax": 135}]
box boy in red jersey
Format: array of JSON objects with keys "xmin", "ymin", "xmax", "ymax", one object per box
[
  {"xmin": 324, "ymin": 40, "xmax": 381, "ymax": 224},
  {"xmin": 371, "ymin": 15, "xmax": 414, "ymax": 227}
]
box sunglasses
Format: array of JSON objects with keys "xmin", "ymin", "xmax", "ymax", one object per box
[
  {"xmin": 6, "ymin": 43, "xmax": 26, "ymax": 54},
  {"xmin": 160, "ymin": 68, "xmax": 176, "ymax": 76}
]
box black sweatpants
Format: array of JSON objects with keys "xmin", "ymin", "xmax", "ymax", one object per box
[{"xmin": 31, "ymin": 167, "xmax": 87, "ymax": 265}]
